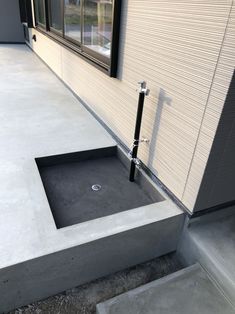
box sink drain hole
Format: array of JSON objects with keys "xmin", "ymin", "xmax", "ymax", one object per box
[{"xmin": 92, "ymin": 184, "xmax": 102, "ymax": 191}]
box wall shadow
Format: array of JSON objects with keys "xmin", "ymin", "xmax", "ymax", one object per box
[{"xmin": 147, "ymin": 88, "xmax": 172, "ymax": 170}]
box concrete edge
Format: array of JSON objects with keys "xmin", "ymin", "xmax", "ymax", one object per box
[
  {"xmin": 0, "ymin": 207, "xmax": 184, "ymax": 270},
  {"xmin": 200, "ymin": 265, "xmax": 235, "ymax": 311},
  {"xmin": 96, "ymin": 303, "xmax": 108, "ymax": 314},
  {"xmin": 0, "ymin": 216, "xmax": 184, "ymax": 313}
]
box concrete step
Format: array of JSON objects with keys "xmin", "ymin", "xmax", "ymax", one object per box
[
  {"xmin": 96, "ymin": 264, "xmax": 235, "ymax": 314},
  {"xmin": 178, "ymin": 207, "xmax": 235, "ymax": 307},
  {"xmin": 0, "ymin": 188, "xmax": 184, "ymax": 313}
]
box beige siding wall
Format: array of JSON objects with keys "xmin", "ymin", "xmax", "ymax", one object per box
[{"xmin": 29, "ymin": 0, "xmax": 234, "ymax": 212}]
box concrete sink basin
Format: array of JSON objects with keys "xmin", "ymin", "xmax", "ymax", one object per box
[{"xmin": 36, "ymin": 146, "xmax": 164, "ymax": 228}]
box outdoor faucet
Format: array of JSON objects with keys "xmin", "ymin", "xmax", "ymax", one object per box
[{"xmin": 129, "ymin": 81, "xmax": 150, "ymax": 182}]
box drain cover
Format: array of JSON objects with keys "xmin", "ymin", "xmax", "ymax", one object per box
[{"xmin": 92, "ymin": 184, "xmax": 102, "ymax": 191}]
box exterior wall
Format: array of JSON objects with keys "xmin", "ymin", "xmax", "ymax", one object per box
[
  {"xmin": 193, "ymin": 71, "xmax": 235, "ymax": 211},
  {"xmin": 0, "ymin": 0, "xmax": 24, "ymax": 43},
  {"xmin": 29, "ymin": 0, "xmax": 234, "ymax": 213}
]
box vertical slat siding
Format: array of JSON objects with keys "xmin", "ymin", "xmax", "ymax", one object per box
[
  {"xmin": 182, "ymin": 3, "xmax": 235, "ymax": 210},
  {"xmin": 29, "ymin": 1, "xmax": 233, "ymax": 211}
]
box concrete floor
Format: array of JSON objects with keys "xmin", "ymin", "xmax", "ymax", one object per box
[
  {"xmin": 0, "ymin": 44, "xmax": 115, "ymax": 268},
  {"xmin": 8, "ymin": 253, "xmax": 182, "ymax": 314}
]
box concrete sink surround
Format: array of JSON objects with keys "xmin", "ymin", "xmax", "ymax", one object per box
[
  {"xmin": 36, "ymin": 146, "xmax": 164, "ymax": 228},
  {"xmin": 0, "ymin": 45, "xmax": 184, "ymax": 312}
]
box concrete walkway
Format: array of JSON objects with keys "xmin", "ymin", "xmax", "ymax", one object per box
[{"xmin": 0, "ymin": 44, "xmax": 115, "ymax": 268}]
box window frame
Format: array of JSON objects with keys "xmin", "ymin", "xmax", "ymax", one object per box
[
  {"xmin": 19, "ymin": 0, "xmax": 34, "ymax": 28},
  {"xmin": 33, "ymin": 0, "xmax": 122, "ymax": 77}
]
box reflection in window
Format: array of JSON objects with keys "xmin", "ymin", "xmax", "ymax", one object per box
[
  {"xmin": 34, "ymin": 0, "xmax": 46, "ymax": 25},
  {"xmin": 64, "ymin": 0, "xmax": 81, "ymax": 43},
  {"xmin": 83, "ymin": 0, "xmax": 113, "ymax": 58},
  {"xmin": 49, "ymin": 0, "xmax": 63, "ymax": 32}
]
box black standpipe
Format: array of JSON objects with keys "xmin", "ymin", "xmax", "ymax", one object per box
[{"xmin": 129, "ymin": 81, "xmax": 150, "ymax": 182}]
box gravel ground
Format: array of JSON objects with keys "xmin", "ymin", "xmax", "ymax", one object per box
[{"xmin": 9, "ymin": 253, "xmax": 182, "ymax": 314}]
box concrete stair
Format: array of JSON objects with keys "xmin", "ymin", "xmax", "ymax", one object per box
[
  {"xmin": 178, "ymin": 207, "xmax": 235, "ymax": 307},
  {"xmin": 96, "ymin": 264, "xmax": 235, "ymax": 314}
]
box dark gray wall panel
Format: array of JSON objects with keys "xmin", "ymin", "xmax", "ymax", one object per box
[
  {"xmin": 0, "ymin": 0, "xmax": 24, "ymax": 43},
  {"xmin": 194, "ymin": 71, "xmax": 235, "ymax": 211}
]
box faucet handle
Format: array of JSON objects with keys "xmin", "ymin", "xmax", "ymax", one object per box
[
  {"xmin": 138, "ymin": 81, "xmax": 146, "ymax": 89},
  {"xmin": 137, "ymin": 81, "xmax": 150, "ymax": 96}
]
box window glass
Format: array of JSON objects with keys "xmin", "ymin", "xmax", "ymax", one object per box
[
  {"xmin": 35, "ymin": 0, "xmax": 46, "ymax": 25},
  {"xmin": 33, "ymin": 0, "xmax": 120, "ymax": 74},
  {"xmin": 50, "ymin": 0, "xmax": 63, "ymax": 32},
  {"xmin": 83, "ymin": 0, "xmax": 113, "ymax": 58},
  {"xmin": 64, "ymin": 0, "xmax": 81, "ymax": 42}
]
